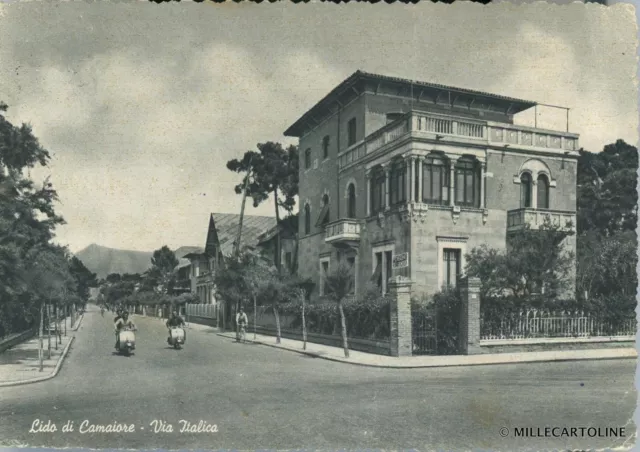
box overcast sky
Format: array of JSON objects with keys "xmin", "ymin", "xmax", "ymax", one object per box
[{"xmin": 0, "ymin": 2, "xmax": 636, "ymax": 253}]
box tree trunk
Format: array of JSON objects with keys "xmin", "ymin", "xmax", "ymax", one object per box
[
  {"xmin": 71, "ymin": 303, "xmax": 75, "ymax": 330},
  {"xmin": 338, "ymin": 299, "xmax": 349, "ymax": 358},
  {"xmin": 54, "ymin": 303, "xmax": 58, "ymax": 350},
  {"xmin": 235, "ymin": 160, "xmax": 253, "ymax": 259},
  {"xmin": 301, "ymin": 290, "xmax": 307, "ymax": 351},
  {"xmin": 273, "ymin": 305, "xmax": 281, "ymax": 344},
  {"xmin": 47, "ymin": 304, "xmax": 51, "ymax": 359},
  {"xmin": 253, "ymin": 294, "xmax": 257, "ymax": 340},
  {"xmin": 39, "ymin": 303, "xmax": 44, "ymax": 371},
  {"xmin": 273, "ymin": 188, "xmax": 281, "ymax": 273}
]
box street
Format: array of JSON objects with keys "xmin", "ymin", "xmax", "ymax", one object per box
[{"xmin": 0, "ymin": 305, "xmax": 635, "ymax": 450}]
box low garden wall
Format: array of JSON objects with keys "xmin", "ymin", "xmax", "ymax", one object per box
[{"xmin": 0, "ymin": 329, "xmax": 36, "ymax": 353}]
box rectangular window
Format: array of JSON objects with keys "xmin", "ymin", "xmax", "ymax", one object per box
[
  {"xmin": 320, "ymin": 259, "xmax": 330, "ymax": 296},
  {"xmin": 285, "ymin": 252, "xmax": 292, "ymax": 271},
  {"xmin": 305, "ymin": 148, "xmax": 311, "ymax": 169},
  {"xmin": 374, "ymin": 252, "xmax": 383, "ymax": 292},
  {"xmin": 322, "ymin": 136, "xmax": 330, "ymax": 160},
  {"xmin": 385, "ymin": 251, "xmax": 393, "ymax": 293},
  {"xmin": 347, "ymin": 256, "xmax": 356, "ymax": 294},
  {"xmin": 347, "ymin": 118, "xmax": 357, "ymax": 146},
  {"xmin": 443, "ymin": 249, "xmax": 461, "ymax": 289}
]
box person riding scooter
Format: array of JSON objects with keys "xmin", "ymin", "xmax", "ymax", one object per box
[
  {"xmin": 114, "ymin": 311, "xmax": 136, "ymax": 350},
  {"xmin": 166, "ymin": 310, "xmax": 186, "ymax": 344}
]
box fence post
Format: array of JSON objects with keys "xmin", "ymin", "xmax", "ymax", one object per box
[
  {"xmin": 458, "ymin": 276, "xmax": 481, "ymax": 355},
  {"xmin": 388, "ymin": 276, "xmax": 413, "ymax": 357}
]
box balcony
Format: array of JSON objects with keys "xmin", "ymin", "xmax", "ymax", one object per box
[
  {"xmin": 338, "ymin": 110, "xmax": 580, "ymax": 171},
  {"xmin": 507, "ymin": 208, "xmax": 576, "ymax": 233},
  {"xmin": 325, "ymin": 218, "xmax": 362, "ymax": 245}
]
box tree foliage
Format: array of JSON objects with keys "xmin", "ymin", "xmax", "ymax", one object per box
[
  {"xmin": 466, "ymin": 218, "xmax": 575, "ymax": 300},
  {"xmin": 0, "ymin": 102, "xmax": 89, "ymax": 336},
  {"xmin": 577, "ymin": 139, "xmax": 638, "ymax": 235}
]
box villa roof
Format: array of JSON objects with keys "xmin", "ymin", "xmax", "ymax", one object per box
[
  {"xmin": 284, "ymin": 70, "xmax": 538, "ymax": 137},
  {"xmin": 211, "ymin": 213, "xmax": 277, "ymax": 256}
]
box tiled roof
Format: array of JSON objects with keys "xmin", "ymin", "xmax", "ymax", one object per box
[{"xmin": 212, "ymin": 213, "xmax": 277, "ymax": 256}]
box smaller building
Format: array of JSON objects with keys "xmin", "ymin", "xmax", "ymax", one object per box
[
  {"xmin": 185, "ymin": 212, "xmax": 278, "ymax": 329},
  {"xmin": 171, "ymin": 259, "xmax": 192, "ymax": 295},
  {"xmin": 256, "ymin": 215, "xmax": 298, "ymax": 274}
]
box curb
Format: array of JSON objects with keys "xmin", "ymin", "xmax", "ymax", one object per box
[
  {"xmin": 0, "ymin": 336, "xmax": 75, "ymax": 388},
  {"xmin": 215, "ymin": 333, "xmax": 637, "ymax": 369},
  {"xmin": 72, "ymin": 313, "xmax": 85, "ymax": 331}
]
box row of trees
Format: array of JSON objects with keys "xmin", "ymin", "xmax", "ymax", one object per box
[
  {"xmin": 213, "ymin": 247, "xmax": 378, "ymax": 358},
  {"xmin": 0, "ymin": 102, "xmax": 98, "ymax": 370},
  {"xmin": 98, "ymin": 246, "xmax": 198, "ymax": 313}
]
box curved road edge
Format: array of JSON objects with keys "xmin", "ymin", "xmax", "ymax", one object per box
[
  {"xmin": 215, "ymin": 332, "xmax": 637, "ymax": 369},
  {"xmin": 0, "ymin": 336, "xmax": 75, "ymax": 388}
]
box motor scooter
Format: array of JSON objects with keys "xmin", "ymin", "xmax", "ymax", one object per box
[
  {"xmin": 168, "ymin": 327, "xmax": 185, "ymax": 349},
  {"xmin": 116, "ymin": 326, "xmax": 136, "ymax": 356}
]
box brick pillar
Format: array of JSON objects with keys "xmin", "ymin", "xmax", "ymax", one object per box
[
  {"xmin": 388, "ymin": 276, "xmax": 413, "ymax": 357},
  {"xmin": 458, "ymin": 276, "xmax": 482, "ymax": 355}
]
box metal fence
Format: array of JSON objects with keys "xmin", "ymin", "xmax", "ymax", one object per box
[
  {"xmin": 412, "ymin": 304, "xmax": 438, "ymax": 355},
  {"xmin": 185, "ymin": 303, "xmax": 217, "ymax": 319},
  {"xmin": 481, "ymin": 311, "xmax": 637, "ymax": 341}
]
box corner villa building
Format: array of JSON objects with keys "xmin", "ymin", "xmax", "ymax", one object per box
[{"xmin": 285, "ymin": 71, "xmax": 579, "ymax": 300}]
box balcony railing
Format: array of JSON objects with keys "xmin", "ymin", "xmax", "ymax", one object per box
[
  {"xmin": 507, "ymin": 208, "xmax": 576, "ymax": 233},
  {"xmin": 337, "ymin": 111, "xmax": 579, "ymax": 170},
  {"xmin": 325, "ymin": 218, "xmax": 362, "ymax": 244}
]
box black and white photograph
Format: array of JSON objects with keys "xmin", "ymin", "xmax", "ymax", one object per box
[{"xmin": 0, "ymin": 2, "xmax": 637, "ymax": 451}]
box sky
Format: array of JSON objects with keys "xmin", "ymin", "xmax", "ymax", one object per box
[{"xmin": 0, "ymin": 2, "xmax": 637, "ymax": 253}]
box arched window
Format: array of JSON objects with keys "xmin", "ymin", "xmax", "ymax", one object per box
[
  {"xmin": 455, "ymin": 158, "xmax": 480, "ymax": 207},
  {"xmin": 321, "ymin": 194, "xmax": 330, "ymax": 225},
  {"xmin": 347, "ymin": 183, "xmax": 356, "ymax": 218},
  {"xmin": 520, "ymin": 172, "xmax": 532, "ymax": 208},
  {"xmin": 304, "ymin": 204, "xmax": 311, "ymax": 234},
  {"xmin": 537, "ymin": 174, "xmax": 550, "ymax": 209},
  {"xmin": 370, "ymin": 166, "xmax": 385, "ymax": 214},
  {"xmin": 422, "ymin": 155, "xmax": 449, "ymax": 205},
  {"xmin": 389, "ymin": 158, "xmax": 406, "ymax": 205}
]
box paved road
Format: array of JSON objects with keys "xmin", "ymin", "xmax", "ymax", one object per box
[{"xmin": 0, "ymin": 305, "xmax": 635, "ymax": 450}]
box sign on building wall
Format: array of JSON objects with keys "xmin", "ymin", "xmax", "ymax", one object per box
[{"xmin": 392, "ymin": 252, "xmax": 409, "ymax": 269}]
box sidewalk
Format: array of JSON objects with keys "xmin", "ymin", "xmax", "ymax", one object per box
[
  {"xmin": 0, "ymin": 313, "xmax": 84, "ymax": 387},
  {"xmin": 216, "ymin": 331, "xmax": 637, "ymax": 368}
]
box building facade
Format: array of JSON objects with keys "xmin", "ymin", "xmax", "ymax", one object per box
[
  {"xmin": 185, "ymin": 213, "xmax": 277, "ymax": 329},
  {"xmin": 285, "ymin": 71, "xmax": 579, "ymax": 300}
]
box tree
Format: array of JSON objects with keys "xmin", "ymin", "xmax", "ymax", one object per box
[
  {"xmin": 0, "ymin": 102, "xmax": 66, "ymax": 337},
  {"xmin": 466, "ymin": 218, "xmax": 575, "ymax": 300},
  {"xmin": 227, "ymin": 142, "xmax": 299, "ymax": 272},
  {"xmin": 577, "ymin": 139, "xmax": 638, "ymax": 235},
  {"xmin": 324, "ymin": 260, "xmax": 354, "ymax": 358},
  {"xmin": 147, "ymin": 246, "xmax": 178, "ymax": 295},
  {"xmin": 68, "ymin": 256, "xmax": 97, "ymax": 301}
]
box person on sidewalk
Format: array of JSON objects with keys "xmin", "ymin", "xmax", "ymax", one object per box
[
  {"xmin": 114, "ymin": 312, "xmax": 135, "ymax": 350},
  {"xmin": 235, "ymin": 308, "xmax": 248, "ymax": 343},
  {"xmin": 166, "ymin": 310, "xmax": 186, "ymax": 344}
]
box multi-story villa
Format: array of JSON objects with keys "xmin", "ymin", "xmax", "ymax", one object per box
[{"xmin": 285, "ymin": 70, "xmax": 579, "ymax": 299}]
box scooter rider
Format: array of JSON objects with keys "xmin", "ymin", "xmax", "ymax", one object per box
[
  {"xmin": 114, "ymin": 311, "xmax": 135, "ymax": 349},
  {"xmin": 166, "ymin": 310, "xmax": 186, "ymax": 344}
]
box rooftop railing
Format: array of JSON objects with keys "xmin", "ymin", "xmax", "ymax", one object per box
[{"xmin": 338, "ymin": 111, "xmax": 579, "ymax": 170}]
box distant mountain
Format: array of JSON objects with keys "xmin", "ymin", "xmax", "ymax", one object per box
[
  {"xmin": 75, "ymin": 244, "xmax": 204, "ymax": 279},
  {"xmin": 75, "ymin": 244, "xmax": 153, "ymax": 279}
]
